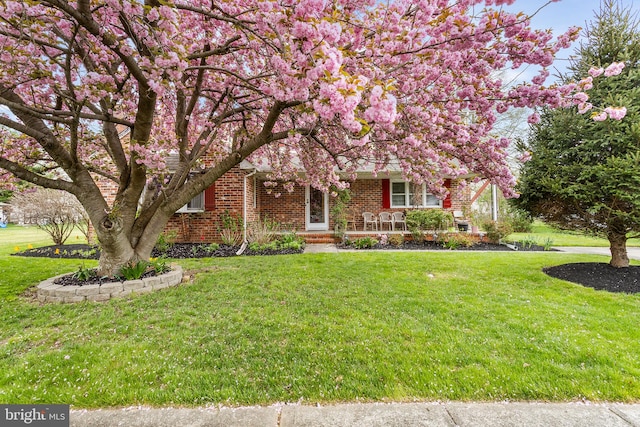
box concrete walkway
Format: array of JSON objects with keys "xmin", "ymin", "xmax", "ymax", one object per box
[
  {"xmin": 554, "ymin": 246, "xmax": 640, "ymax": 260},
  {"xmin": 70, "ymin": 402, "xmax": 640, "ymax": 426},
  {"xmin": 305, "ymin": 243, "xmax": 640, "ymax": 260}
]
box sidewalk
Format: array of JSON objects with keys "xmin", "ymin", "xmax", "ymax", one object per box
[
  {"xmin": 554, "ymin": 246, "xmax": 640, "ymax": 260},
  {"xmin": 304, "ymin": 243, "xmax": 640, "ymax": 260},
  {"xmin": 70, "ymin": 401, "xmax": 640, "ymax": 426}
]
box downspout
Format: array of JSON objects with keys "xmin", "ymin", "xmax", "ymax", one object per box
[{"xmin": 236, "ymin": 169, "xmax": 258, "ymax": 255}]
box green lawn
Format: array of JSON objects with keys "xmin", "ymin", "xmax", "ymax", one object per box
[
  {"xmin": 1, "ymin": 226, "xmax": 640, "ymax": 407},
  {"xmin": 507, "ymin": 221, "xmax": 640, "ymax": 247}
]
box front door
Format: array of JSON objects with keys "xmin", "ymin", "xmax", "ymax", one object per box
[{"xmin": 306, "ymin": 186, "xmax": 329, "ymax": 231}]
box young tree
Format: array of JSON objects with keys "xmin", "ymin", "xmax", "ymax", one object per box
[
  {"xmin": 0, "ymin": 0, "xmax": 580, "ymax": 276},
  {"xmin": 10, "ymin": 188, "xmax": 86, "ymax": 245},
  {"xmin": 513, "ymin": 0, "xmax": 640, "ymax": 267}
]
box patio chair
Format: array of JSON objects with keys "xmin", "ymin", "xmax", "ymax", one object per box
[
  {"xmin": 379, "ymin": 212, "xmax": 393, "ymax": 231},
  {"xmin": 346, "ymin": 207, "xmax": 358, "ymax": 231},
  {"xmin": 362, "ymin": 212, "xmax": 378, "ymax": 231},
  {"xmin": 392, "ymin": 212, "xmax": 407, "ymax": 231}
]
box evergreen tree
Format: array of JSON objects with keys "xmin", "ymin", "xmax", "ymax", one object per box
[{"xmin": 514, "ymin": 0, "xmax": 640, "ymax": 267}]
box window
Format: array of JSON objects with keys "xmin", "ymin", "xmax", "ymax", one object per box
[
  {"xmin": 390, "ymin": 181, "xmax": 441, "ymax": 208},
  {"xmin": 177, "ymin": 191, "xmax": 204, "ymax": 213}
]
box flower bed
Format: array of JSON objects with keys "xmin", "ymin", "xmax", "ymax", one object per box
[{"xmin": 36, "ymin": 265, "xmax": 183, "ymax": 304}]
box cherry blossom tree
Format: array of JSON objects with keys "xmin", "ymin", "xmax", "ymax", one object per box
[{"xmin": 0, "ymin": 0, "xmax": 580, "ymax": 275}]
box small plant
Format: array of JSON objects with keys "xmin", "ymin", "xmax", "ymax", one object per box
[
  {"xmin": 191, "ymin": 245, "xmax": 202, "ymax": 257},
  {"xmin": 206, "ymin": 243, "xmax": 220, "ymax": 253},
  {"xmin": 377, "ymin": 234, "xmax": 389, "ymax": 246},
  {"xmin": 439, "ymin": 232, "xmax": 475, "ymax": 250},
  {"xmin": 155, "ymin": 230, "xmax": 177, "ymax": 252},
  {"xmin": 387, "ymin": 233, "xmax": 404, "ymax": 247},
  {"xmin": 219, "ymin": 210, "xmax": 243, "ymax": 246},
  {"xmin": 148, "ymin": 256, "xmax": 170, "ymax": 274},
  {"xmin": 352, "ymin": 236, "xmax": 378, "ymax": 249},
  {"xmin": 118, "ymin": 260, "xmax": 149, "ymax": 280},
  {"xmin": 249, "ymin": 241, "xmax": 278, "ymax": 252},
  {"xmin": 73, "ymin": 264, "xmax": 96, "ymax": 281},
  {"xmin": 330, "ymin": 187, "xmax": 352, "ymax": 238},
  {"xmin": 542, "ymin": 237, "xmax": 555, "ymax": 251},
  {"xmin": 519, "ymin": 235, "xmax": 539, "ymax": 250},
  {"xmin": 277, "ymin": 232, "xmax": 305, "ymax": 251}
]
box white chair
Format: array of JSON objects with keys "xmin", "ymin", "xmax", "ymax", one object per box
[
  {"xmin": 379, "ymin": 212, "xmax": 393, "ymax": 231},
  {"xmin": 392, "ymin": 212, "xmax": 407, "ymax": 231},
  {"xmin": 362, "ymin": 212, "xmax": 378, "ymax": 231}
]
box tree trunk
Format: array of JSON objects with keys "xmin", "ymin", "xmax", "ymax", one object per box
[
  {"xmin": 93, "ymin": 210, "xmax": 170, "ymax": 277},
  {"xmin": 608, "ymin": 230, "xmax": 629, "ymax": 268}
]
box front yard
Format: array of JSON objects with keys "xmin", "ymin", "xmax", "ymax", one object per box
[{"xmin": 1, "ymin": 226, "xmax": 640, "ymax": 407}]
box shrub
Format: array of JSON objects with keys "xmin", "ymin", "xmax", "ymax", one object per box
[
  {"xmin": 482, "ymin": 221, "xmax": 513, "ymax": 243},
  {"xmin": 247, "ymin": 216, "xmax": 279, "ymax": 245},
  {"xmin": 277, "ymin": 232, "xmax": 305, "ymax": 250},
  {"xmin": 352, "ymin": 236, "xmax": 378, "ymax": 249},
  {"xmin": 406, "ymin": 209, "xmax": 453, "ymax": 242},
  {"xmin": 507, "ymin": 208, "xmax": 534, "ymax": 233},
  {"xmin": 387, "ymin": 233, "xmax": 404, "ymax": 247}
]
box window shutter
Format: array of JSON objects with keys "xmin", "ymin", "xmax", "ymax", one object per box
[
  {"xmin": 204, "ymin": 183, "xmax": 216, "ymax": 211},
  {"xmin": 443, "ymin": 179, "xmax": 452, "ymax": 209},
  {"xmin": 381, "ymin": 179, "xmax": 390, "ymax": 209}
]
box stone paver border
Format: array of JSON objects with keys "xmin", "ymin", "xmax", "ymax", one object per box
[{"xmin": 36, "ymin": 265, "xmax": 184, "ymax": 303}]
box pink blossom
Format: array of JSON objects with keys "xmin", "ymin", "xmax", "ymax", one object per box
[
  {"xmin": 527, "ymin": 113, "xmax": 541, "ymax": 124},
  {"xmin": 588, "ymin": 67, "xmax": 604, "ymax": 77},
  {"xmin": 592, "ymin": 112, "xmax": 608, "ymax": 122},
  {"xmin": 518, "ymin": 151, "xmax": 532, "ymax": 163},
  {"xmin": 604, "ymin": 106, "xmax": 627, "ymax": 120},
  {"xmin": 604, "ymin": 62, "xmax": 625, "ymax": 77},
  {"xmin": 577, "ymin": 103, "xmax": 592, "ymax": 114},
  {"xmin": 573, "ymin": 92, "xmax": 589, "ymax": 103}
]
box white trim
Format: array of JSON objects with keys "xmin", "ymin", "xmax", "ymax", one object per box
[
  {"xmin": 305, "ymin": 186, "xmax": 329, "ymax": 231},
  {"xmin": 176, "ymin": 192, "xmax": 205, "ymax": 213}
]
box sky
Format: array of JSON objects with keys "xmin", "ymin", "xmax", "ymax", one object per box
[{"xmin": 503, "ymin": 0, "xmax": 638, "ymax": 80}]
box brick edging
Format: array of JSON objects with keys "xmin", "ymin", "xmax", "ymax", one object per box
[{"xmin": 36, "ymin": 265, "xmax": 184, "ymax": 304}]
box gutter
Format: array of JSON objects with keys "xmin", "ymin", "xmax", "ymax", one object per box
[{"xmin": 236, "ymin": 169, "xmax": 258, "ymax": 255}]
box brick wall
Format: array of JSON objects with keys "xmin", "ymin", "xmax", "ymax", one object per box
[
  {"xmin": 256, "ymin": 180, "xmax": 306, "ymax": 231},
  {"xmin": 165, "ymin": 167, "xmax": 245, "ymax": 243}
]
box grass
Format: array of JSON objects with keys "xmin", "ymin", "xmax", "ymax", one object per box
[
  {"xmin": 1, "ymin": 226, "xmax": 640, "ymax": 407},
  {"xmin": 507, "ymin": 221, "xmax": 640, "ymax": 247}
]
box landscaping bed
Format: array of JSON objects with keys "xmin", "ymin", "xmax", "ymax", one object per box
[{"xmin": 13, "ymin": 242, "xmax": 304, "ymax": 260}]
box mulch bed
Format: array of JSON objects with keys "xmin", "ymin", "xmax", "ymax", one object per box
[
  {"xmin": 544, "ymin": 263, "xmax": 640, "ymax": 294},
  {"xmin": 13, "ymin": 242, "xmax": 303, "ymax": 260}
]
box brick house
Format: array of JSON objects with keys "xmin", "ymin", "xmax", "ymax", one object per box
[{"xmin": 159, "ymin": 159, "xmax": 471, "ymax": 243}]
